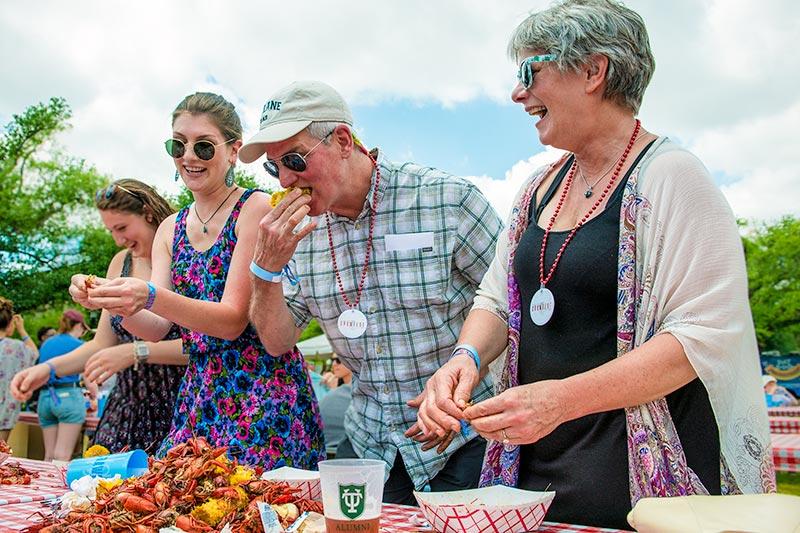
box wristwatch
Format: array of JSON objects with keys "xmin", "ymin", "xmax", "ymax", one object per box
[{"xmin": 133, "ymin": 340, "xmax": 149, "ymax": 371}]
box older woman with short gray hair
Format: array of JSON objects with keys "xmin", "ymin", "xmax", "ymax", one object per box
[{"xmin": 414, "ymin": 0, "xmax": 773, "ymax": 528}]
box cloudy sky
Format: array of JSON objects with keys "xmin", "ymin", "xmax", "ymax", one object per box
[{"xmin": 1, "ymin": 0, "xmax": 797, "ymax": 222}]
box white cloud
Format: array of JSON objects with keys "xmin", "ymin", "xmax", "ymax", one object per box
[
  {"xmin": 1, "ymin": 0, "xmax": 796, "ymax": 220},
  {"xmin": 466, "ymin": 148, "xmax": 565, "ymax": 221}
]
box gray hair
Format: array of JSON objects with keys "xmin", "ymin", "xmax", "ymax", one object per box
[
  {"xmin": 508, "ymin": 0, "xmax": 655, "ymax": 113},
  {"xmin": 306, "ymin": 121, "xmax": 350, "ymax": 143}
]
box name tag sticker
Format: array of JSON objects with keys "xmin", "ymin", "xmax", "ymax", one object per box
[{"xmin": 385, "ymin": 232, "xmax": 434, "ymax": 252}]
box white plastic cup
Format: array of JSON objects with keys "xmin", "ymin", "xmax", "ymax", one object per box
[{"xmin": 318, "ymin": 458, "xmax": 386, "ymax": 533}]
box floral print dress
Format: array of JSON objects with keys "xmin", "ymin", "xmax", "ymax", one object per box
[
  {"xmin": 0, "ymin": 338, "xmax": 37, "ymax": 430},
  {"xmin": 157, "ymin": 189, "xmax": 325, "ymax": 469},
  {"xmin": 92, "ymin": 252, "xmax": 186, "ymax": 453}
]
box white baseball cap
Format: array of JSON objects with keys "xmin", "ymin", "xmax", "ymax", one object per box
[{"xmin": 239, "ymin": 80, "xmax": 353, "ymax": 164}]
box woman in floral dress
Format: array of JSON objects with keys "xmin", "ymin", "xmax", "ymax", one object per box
[
  {"xmin": 70, "ymin": 93, "xmax": 324, "ymax": 468},
  {"xmin": 11, "ymin": 180, "xmax": 186, "ymax": 453}
]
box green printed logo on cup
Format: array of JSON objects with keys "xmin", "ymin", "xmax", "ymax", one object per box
[{"xmin": 339, "ymin": 483, "xmax": 366, "ymax": 519}]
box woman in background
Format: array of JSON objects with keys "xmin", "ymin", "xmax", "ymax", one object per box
[
  {"xmin": 0, "ymin": 299, "xmax": 38, "ymax": 443},
  {"xmin": 33, "ymin": 309, "xmax": 88, "ymax": 461},
  {"xmin": 11, "ymin": 180, "xmax": 186, "ymax": 453}
]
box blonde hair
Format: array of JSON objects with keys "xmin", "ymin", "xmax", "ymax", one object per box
[
  {"xmin": 95, "ymin": 178, "xmax": 174, "ymax": 228},
  {"xmin": 0, "ymin": 297, "xmax": 13, "ymax": 330},
  {"xmin": 172, "ymin": 92, "xmax": 243, "ymax": 142}
]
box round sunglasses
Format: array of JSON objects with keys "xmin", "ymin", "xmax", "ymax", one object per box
[
  {"xmin": 263, "ymin": 130, "xmax": 334, "ymax": 179},
  {"xmin": 164, "ymin": 138, "xmax": 235, "ymax": 161}
]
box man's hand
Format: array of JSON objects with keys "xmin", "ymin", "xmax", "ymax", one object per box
[
  {"xmin": 405, "ymin": 353, "xmax": 479, "ymax": 449},
  {"xmin": 253, "ymin": 189, "xmax": 317, "ymax": 273}
]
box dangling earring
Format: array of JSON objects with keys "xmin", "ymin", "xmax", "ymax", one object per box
[
  {"xmin": 174, "ymin": 170, "xmax": 180, "ymax": 182},
  {"xmin": 225, "ymin": 166, "xmax": 235, "ymax": 187}
]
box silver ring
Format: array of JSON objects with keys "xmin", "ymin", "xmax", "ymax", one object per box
[{"xmin": 501, "ymin": 429, "xmax": 510, "ymax": 445}]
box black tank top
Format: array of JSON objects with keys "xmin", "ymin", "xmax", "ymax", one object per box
[{"xmin": 512, "ymin": 147, "xmax": 720, "ymax": 529}]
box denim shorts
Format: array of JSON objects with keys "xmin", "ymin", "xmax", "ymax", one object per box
[{"xmin": 37, "ymin": 387, "xmax": 86, "ymax": 427}]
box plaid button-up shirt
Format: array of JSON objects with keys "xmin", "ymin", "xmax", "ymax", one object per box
[{"xmin": 284, "ymin": 153, "xmax": 503, "ymax": 489}]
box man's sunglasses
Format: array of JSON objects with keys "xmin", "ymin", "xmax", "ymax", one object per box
[
  {"xmin": 164, "ymin": 138, "xmax": 235, "ymax": 161},
  {"xmin": 263, "ymin": 130, "xmax": 334, "ymax": 179},
  {"xmin": 331, "ymin": 357, "xmax": 341, "ymax": 364},
  {"xmin": 517, "ymin": 54, "xmax": 557, "ymax": 89},
  {"xmin": 95, "ymin": 183, "xmax": 143, "ymax": 203}
]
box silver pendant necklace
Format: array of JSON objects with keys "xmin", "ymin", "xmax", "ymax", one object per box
[
  {"xmin": 579, "ymin": 156, "xmax": 620, "ymax": 198},
  {"xmin": 194, "ymin": 187, "xmax": 238, "ymax": 234}
]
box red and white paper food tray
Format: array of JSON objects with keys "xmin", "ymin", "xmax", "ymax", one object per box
[
  {"xmin": 414, "ymin": 485, "xmax": 555, "ymax": 533},
  {"xmin": 261, "ymin": 466, "xmax": 321, "ymax": 501}
]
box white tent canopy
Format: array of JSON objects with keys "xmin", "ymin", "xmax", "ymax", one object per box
[{"xmin": 296, "ymin": 334, "xmax": 333, "ymax": 358}]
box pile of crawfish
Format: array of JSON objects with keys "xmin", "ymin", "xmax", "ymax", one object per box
[
  {"xmin": 0, "ymin": 461, "xmax": 38, "ymax": 485},
  {"xmin": 25, "ymin": 437, "xmax": 323, "ymax": 533}
]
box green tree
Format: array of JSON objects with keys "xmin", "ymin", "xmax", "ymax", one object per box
[
  {"xmin": 0, "ymin": 97, "xmax": 116, "ymax": 311},
  {"xmin": 744, "ymin": 216, "xmax": 800, "ymax": 352}
]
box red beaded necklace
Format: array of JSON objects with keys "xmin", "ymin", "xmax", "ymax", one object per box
[
  {"xmin": 325, "ymin": 145, "xmax": 381, "ymax": 311},
  {"xmin": 530, "ymin": 119, "xmax": 641, "ymax": 326}
]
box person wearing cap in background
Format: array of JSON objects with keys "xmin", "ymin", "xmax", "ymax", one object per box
[
  {"xmin": 36, "ymin": 308, "xmax": 90, "ymax": 461},
  {"xmin": 763, "ymin": 374, "xmax": 799, "ymax": 407},
  {"xmin": 242, "ymin": 80, "xmax": 503, "ymax": 504}
]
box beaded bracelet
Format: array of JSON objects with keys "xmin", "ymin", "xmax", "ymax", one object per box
[
  {"xmin": 451, "ymin": 343, "xmax": 480, "ymax": 370},
  {"xmin": 20, "ymin": 335, "xmax": 31, "ymax": 342},
  {"xmin": 144, "ymin": 282, "xmax": 157, "ymax": 310}
]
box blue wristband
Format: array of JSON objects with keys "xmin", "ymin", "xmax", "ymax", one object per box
[
  {"xmin": 144, "ymin": 282, "xmax": 156, "ymax": 310},
  {"xmin": 20, "ymin": 335, "xmax": 30, "ymax": 342},
  {"xmin": 250, "ymin": 261, "xmax": 284, "ymax": 283},
  {"xmin": 451, "ymin": 343, "xmax": 480, "ymax": 370}
]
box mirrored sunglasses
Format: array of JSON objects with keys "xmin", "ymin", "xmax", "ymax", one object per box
[
  {"xmin": 164, "ymin": 138, "xmax": 235, "ymax": 161},
  {"xmin": 517, "ymin": 54, "xmax": 557, "ymax": 89},
  {"xmin": 263, "ymin": 130, "xmax": 334, "ymax": 179}
]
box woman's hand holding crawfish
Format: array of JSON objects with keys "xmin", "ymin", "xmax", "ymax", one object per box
[
  {"xmin": 405, "ymin": 353, "xmax": 480, "ymax": 450},
  {"xmin": 253, "ymin": 189, "xmax": 317, "ymax": 272},
  {"xmin": 85, "ymin": 277, "xmax": 149, "ymax": 317},
  {"xmin": 463, "ymin": 379, "xmax": 568, "ymax": 446},
  {"xmin": 70, "ymin": 274, "xmax": 107, "ymax": 309}
]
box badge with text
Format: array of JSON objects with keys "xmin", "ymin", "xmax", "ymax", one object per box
[
  {"xmin": 339, "ymin": 483, "xmax": 366, "ymax": 520},
  {"xmin": 530, "ymin": 286, "xmax": 555, "ymax": 326},
  {"xmin": 338, "ymin": 309, "xmax": 368, "ymax": 338}
]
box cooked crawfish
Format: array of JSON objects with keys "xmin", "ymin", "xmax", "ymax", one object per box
[{"xmin": 0, "ymin": 461, "xmax": 38, "ymax": 485}]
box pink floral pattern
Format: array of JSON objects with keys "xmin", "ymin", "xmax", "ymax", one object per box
[{"xmin": 157, "ymin": 189, "xmax": 325, "ymax": 468}]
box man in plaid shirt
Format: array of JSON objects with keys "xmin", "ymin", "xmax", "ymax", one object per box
[{"xmin": 241, "ymin": 81, "xmax": 503, "ymax": 504}]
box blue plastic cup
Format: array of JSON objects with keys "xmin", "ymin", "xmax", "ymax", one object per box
[{"xmin": 66, "ymin": 450, "xmax": 148, "ymax": 486}]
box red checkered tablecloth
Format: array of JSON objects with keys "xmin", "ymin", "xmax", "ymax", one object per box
[
  {"xmin": 770, "ymin": 416, "xmax": 800, "ymax": 434},
  {"xmin": 380, "ymin": 503, "xmax": 627, "ymax": 532},
  {"xmin": 0, "ymin": 500, "xmax": 58, "ymax": 531},
  {"xmin": 768, "ymin": 406, "xmax": 800, "ymax": 417},
  {"xmin": 0, "ymin": 459, "xmax": 67, "ymax": 506},
  {"xmin": 0, "ymin": 501, "xmax": 629, "ymax": 532},
  {"xmin": 772, "ymin": 433, "xmax": 800, "ymax": 473},
  {"xmin": 16, "ymin": 412, "xmax": 99, "ymax": 431}
]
